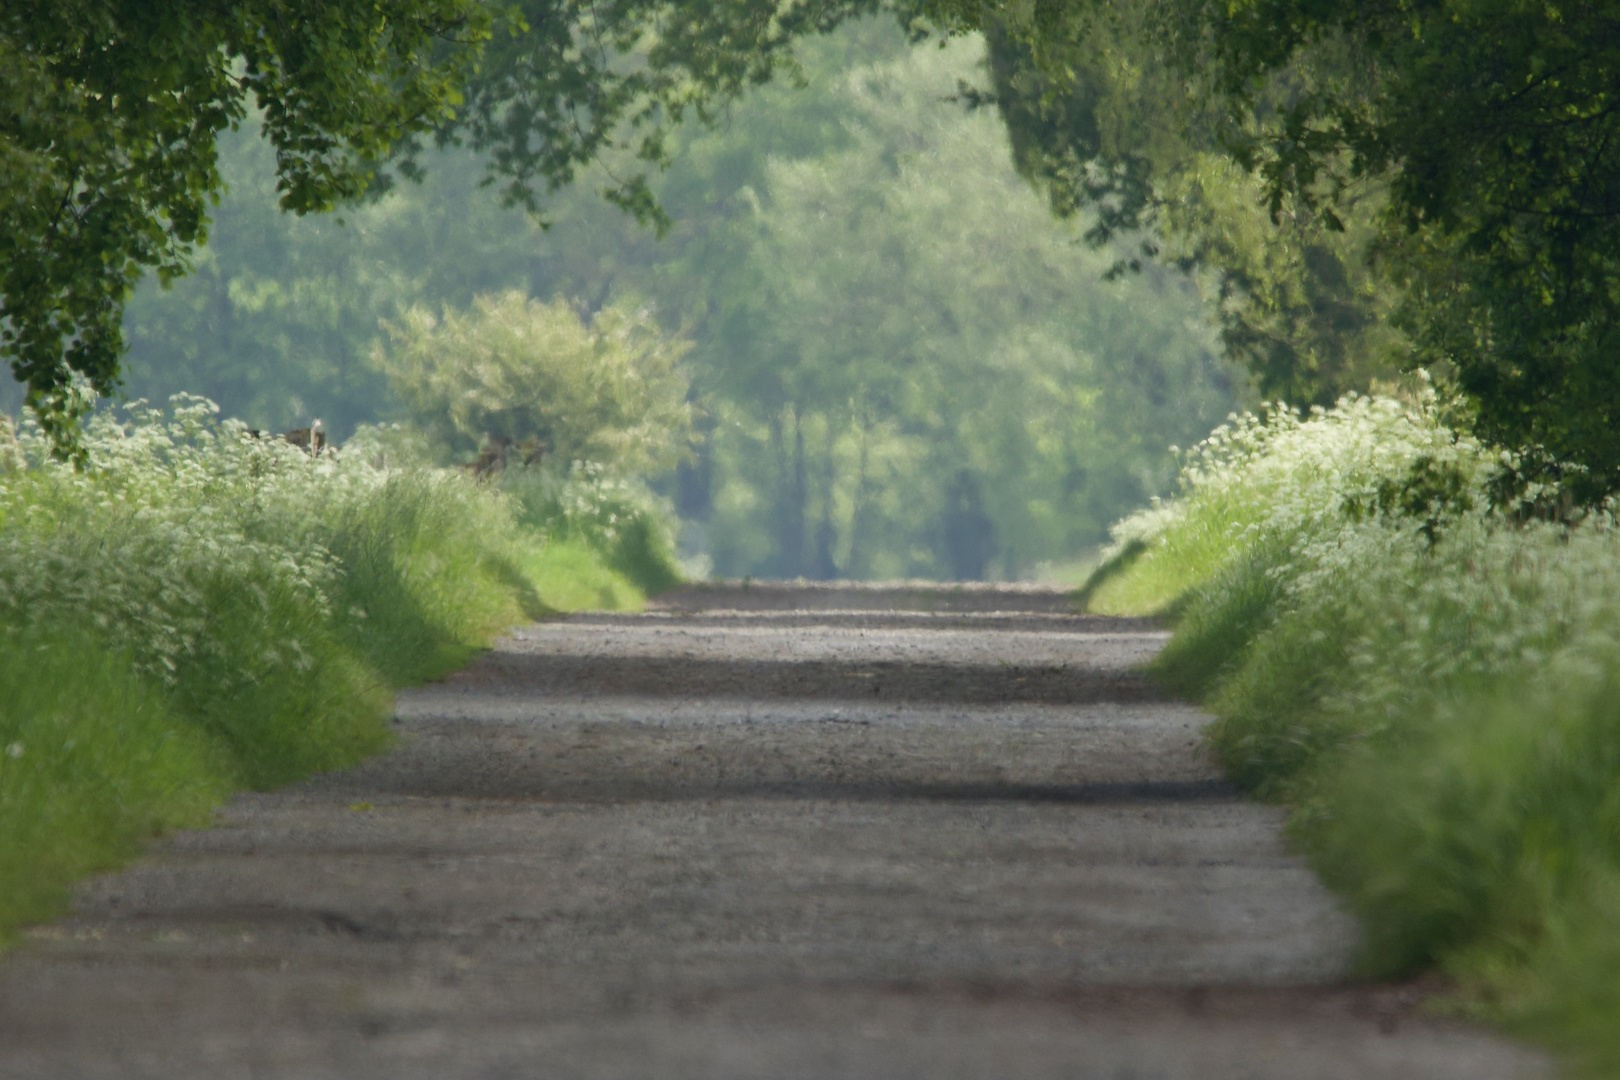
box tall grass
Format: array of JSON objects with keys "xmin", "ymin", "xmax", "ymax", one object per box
[
  {"xmin": 0, "ymin": 632, "xmax": 223, "ymax": 934},
  {"xmin": 0, "ymin": 398, "xmax": 658, "ymax": 943},
  {"xmin": 1087, "ymin": 387, "xmax": 1620, "ymax": 1075}
]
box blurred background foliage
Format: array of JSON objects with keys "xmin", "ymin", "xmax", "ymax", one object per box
[
  {"xmin": 65, "ymin": 20, "xmax": 1238, "ymax": 581},
  {"xmin": 373, "ymin": 291, "xmax": 693, "ymax": 471},
  {"xmin": 975, "ymin": 15, "xmax": 1407, "ymax": 409}
]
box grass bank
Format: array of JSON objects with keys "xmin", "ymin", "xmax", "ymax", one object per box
[
  {"xmin": 0, "ymin": 399, "xmax": 672, "ymax": 944},
  {"xmin": 1084, "ymin": 389, "xmax": 1620, "ymax": 1076}
]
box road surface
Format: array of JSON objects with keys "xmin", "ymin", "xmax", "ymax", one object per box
[{"xmin": 0, "ymin": 582, "xmax": 1548, "ymax": 1078}]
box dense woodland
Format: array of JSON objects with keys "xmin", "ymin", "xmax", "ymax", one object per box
[{"xmin": 88, "ymin": 25, "xmax": 1234, "ymax": 581}]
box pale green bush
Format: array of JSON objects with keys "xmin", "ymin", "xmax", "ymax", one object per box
[{"xmin": 371, "ymin": 291, "xmax": 694, "ymax": 472}]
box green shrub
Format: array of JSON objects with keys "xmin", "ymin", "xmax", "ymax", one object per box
[
  {"xmin": 514, "ymin": 536, "xmax": 645, "ymax": 612},
  {"xmin": 371, "ymin": 291, "xmax": 694, "ymax": 472},
  {"xmin": 1298, "ymin": 667, "xmax": 1620, "ymax": 978},
  {"xmin": 1083, "ymin": 388, "xmax": 1490, "ymax": 615},
  {"xmin": 1151, "ymin": 532, "xmax": 1292, "ymax": 702},
  {"xmin": 1506, "ymin": 873, "xmax": 1620, "ymax": 1076},
  {"xmin": 319, "ymin": 470, "xmax": 547, "ymax": 685}
]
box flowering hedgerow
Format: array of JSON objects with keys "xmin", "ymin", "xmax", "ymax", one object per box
[
  {"xmin": 0, "ymin": 395, "xmax": 656, "ymax": 944},
  {"xmin": 1087, "ymin": 384, "xmax": 1620, "ymax": 1075}
]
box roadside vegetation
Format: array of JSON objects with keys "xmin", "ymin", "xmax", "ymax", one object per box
[
  {"xmin": 1083, "ymin": 388, "xmax": 1620, "ymax": 1075},
  {"xmin": 0, "ymin": 394, "xmax": 678, "ymax": 945}
]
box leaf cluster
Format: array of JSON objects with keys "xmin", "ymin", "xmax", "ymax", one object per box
[
  {"xmin": 939, "ymin": 5, "xmax": 1406, "ymax": 407},
  {"xmin": 1194, "ymin": 0, "xmax": 1620, "ymax": 499},
  {"xmin": 1, "ymin": 0, "xmax": 488, "ymax": 450},
  {"xmin": 440, "ymin": 0, "xmax": 885, "ymax": 231},
  {"xmin": 920, "ymin": 0, "xmax": 1620, "ymax": 498}
]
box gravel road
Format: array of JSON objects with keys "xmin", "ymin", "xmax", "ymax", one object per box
[{"xmin": 0, "ymin": 582, "xmax": 1549, "ymax": 1078}]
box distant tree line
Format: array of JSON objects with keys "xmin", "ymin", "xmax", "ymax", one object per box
[{"xmin": 108, "ymin": 26, "xmax": 1233, "ymax": 580}]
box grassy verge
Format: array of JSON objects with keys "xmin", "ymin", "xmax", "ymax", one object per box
[
  {"xmin": 515, "ymin": 537, "xmax": 646, "ymax": 612},
  {"xmin": 501, "ymin": 460, "xmax": 684, "ymax": 596},
  {"xmin": 1086, "ymin": 389, "xmax": 1620, "ymax": 1076},
  {"xmin": 0, "ymin": 399, "xmax": 657, "ymax": 945}
]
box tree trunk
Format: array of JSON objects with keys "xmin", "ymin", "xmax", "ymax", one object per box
[
  {"xmin": 771, "ymin": 405, "xmax": 807, "ymax": 577},
  {"xmin": 811, "ymin": 416, "xmax": 840, "ymax": 580}
]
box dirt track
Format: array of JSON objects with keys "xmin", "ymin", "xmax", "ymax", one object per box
[{"xmin": 0, "ymin": 582, "xmax": 1549, "ymax": 1078}]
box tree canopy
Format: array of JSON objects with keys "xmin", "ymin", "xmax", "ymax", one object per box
[
  {"xmin": 13, "ymin": 0, "xmax": 1620, "ymax": 506},
  {"xmin": 0, "ymin": 0, "xmax": 873, "ymax": 448},
  {"xmin": 1190, "ymin": 0, "xmax": 1620, "ymax": 502},
  {"xmin": 924, "ymin": 0, "xmax": 1620, "ymax": 500},
  {"xmin": 675, "ymin": 33, "xmax": 1230, "ymax": 577},
  {"xmin": 967, "ymin": 16, "xmax": 1405, "ymax": 408},
  {"xmin": 0, "ymin": 0, "xmax": 487, "ymax": 445}
]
